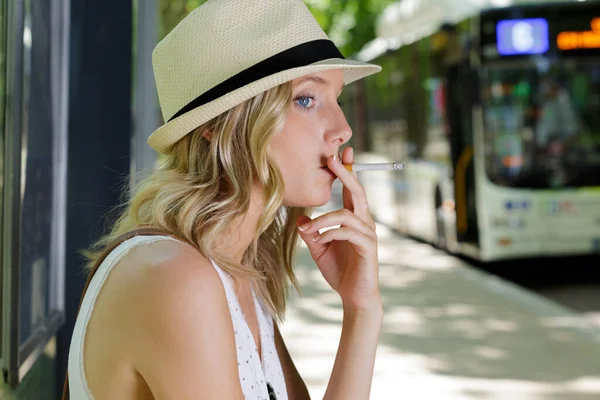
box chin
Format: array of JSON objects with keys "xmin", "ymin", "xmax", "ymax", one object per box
[{"xmin": 283, "ymin": 186, "xmax": 332, "ymax": 208}]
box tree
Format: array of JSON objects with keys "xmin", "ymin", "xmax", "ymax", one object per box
[
  {"xmin": 306, "ymin": 0, "xmax": 397, "ymax": 57},
  {"xmin": 158, "ymin": 0, "xmax": 204, "ymax": 40},
  {"xmin": 158, "ymin": 0, "xmax": 398, "ymax": 57}
]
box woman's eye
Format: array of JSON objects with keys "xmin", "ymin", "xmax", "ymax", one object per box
[{"xmin": 295, "ymin": 96, "xmax": 314, "ymax": 108}]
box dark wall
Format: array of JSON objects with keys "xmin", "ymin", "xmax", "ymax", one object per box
[{"xmin": 55, "ymin": 0, "xmax": 132, "ymax": 397}]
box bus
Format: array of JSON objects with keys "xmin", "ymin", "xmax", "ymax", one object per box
[{"xmin": 346, "ymin": 0, "xmax": 600, "ymax": 261}]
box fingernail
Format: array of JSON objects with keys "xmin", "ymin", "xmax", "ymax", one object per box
[
  {"xmin": 312, "ymin": 235, "xmax": 321, "ymax": 242},
  {"xmin": 332, "ymin": 154, "xmax": 338, "ymax": 163},
  {"xmin": 350, "ymin": 147, "xmax": 354, "ymax": 157},
  {"xmin": 298, "ymin": 223, "xmax": 310, "ymax": 232}
]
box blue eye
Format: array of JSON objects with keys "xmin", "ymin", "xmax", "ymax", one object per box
[{"xmin": 295, "ymin": 95, "xmax": 314, "ymax": 109}]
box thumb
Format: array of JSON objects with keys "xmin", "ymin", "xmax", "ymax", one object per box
[{"xmin": 296, "ymin": 215, "xmax": 326, "ymax": 256}]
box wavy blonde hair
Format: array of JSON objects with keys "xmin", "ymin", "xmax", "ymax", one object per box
[{"xmin": 84, "ymin": 81, "xmax": 308, "ymax": 322}]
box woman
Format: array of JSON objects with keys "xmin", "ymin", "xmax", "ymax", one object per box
[{"xmin": 66, "ymin": 0, "xmax": 383, "ymax": 399}]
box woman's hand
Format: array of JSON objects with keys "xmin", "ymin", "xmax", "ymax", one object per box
[{"xmin": 297, "ymin": 147, "xmax": 381, "ymax": 312}]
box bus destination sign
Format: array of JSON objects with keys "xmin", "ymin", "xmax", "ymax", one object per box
[
  {"xmin": 481, "ymin": 3, "xmax": 600, "ymax": 60},
  {"xmin": 497, "ymin": 18, "xmax": 549, "ymax": 56}
]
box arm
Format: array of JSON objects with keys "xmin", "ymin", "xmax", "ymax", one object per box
[
  {"xmin": 275, "ymin": 303, "xmax": 382, "ymax": 400},
  {"xmin": 124, "ymin": 243, "xmax": 245, "ymax": 399},
  {"xmin": 323, "ymin": 302, "xmax": 383, "ymax": 400},
  {"xmin": 295, "ymin": 148, "xmax": 384, "ymax": 400},
  {"xmin": 274, "ymin": 322, "xmax": 311, "ymax": 400}
]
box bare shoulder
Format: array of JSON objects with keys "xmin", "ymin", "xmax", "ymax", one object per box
[
  {"xmin": 120, "ymin": 237, "xmax": 228, "ymax": 337},
  {"xmin": 118, "ymin": 237, "xmax": 223, "ymax": 307},
  {"xmin": 87, "ymin": 237, "xmax": 243, "ymax": 399},
  {"xmin": 98, "ymin": 237, "xmax": 224, "ymax": 332}
]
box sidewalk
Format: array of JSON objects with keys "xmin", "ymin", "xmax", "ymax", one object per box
[{"xmin": 280, "ymin": 197, "xmax": 600, "ymax": 399}]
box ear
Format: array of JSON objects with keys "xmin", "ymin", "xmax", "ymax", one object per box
[{"xmin": 203, "ymin": 130, "xmax": 213, "ymax": 141}]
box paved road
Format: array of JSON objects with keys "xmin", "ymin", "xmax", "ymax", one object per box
[{"xmin": 535, "ymin": 285, "xmax": 600, "ymax": 330}]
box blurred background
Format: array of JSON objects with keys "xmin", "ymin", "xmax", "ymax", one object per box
[{"xmin": 1, "ymin": 0, "xmax": 600, "ymax": 398}]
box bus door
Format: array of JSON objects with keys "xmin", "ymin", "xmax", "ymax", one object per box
[{"xmin": 445, "ymin": 62, "xmax": 479, "ymax": 244}]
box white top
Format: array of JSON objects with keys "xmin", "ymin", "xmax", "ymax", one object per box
[{"xmin": 67, "ymin": 235, "xmax": 288, "ymax": 400}]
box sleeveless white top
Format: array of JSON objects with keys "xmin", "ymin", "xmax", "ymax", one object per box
[{"xmin": 68, "ymin": 235, "xmax": 288, "ymax": 400}]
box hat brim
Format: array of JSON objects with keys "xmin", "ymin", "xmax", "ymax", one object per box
[{"xmin": 147, "ymin": 58, "xmax": 381, "ymax": 154}]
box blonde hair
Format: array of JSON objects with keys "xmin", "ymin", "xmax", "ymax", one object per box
[{"xmin": 84, "ymin": 81, "xmax": 308, "ymax": 322}]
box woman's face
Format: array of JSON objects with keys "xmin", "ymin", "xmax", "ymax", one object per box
[{"xmin": 270, "ymin": 69, "xmax": 352, "ymax": 207}]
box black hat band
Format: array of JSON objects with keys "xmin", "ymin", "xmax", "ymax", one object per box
[{"xmin": 169, "ymin": 39, "xmax": 344, "ymax": 122}]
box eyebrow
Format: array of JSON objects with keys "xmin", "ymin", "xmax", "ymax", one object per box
[{"xmin": 296, "ymin": 76, "xmax": 345, "ymax": 93}]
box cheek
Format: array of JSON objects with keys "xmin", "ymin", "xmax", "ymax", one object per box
[
  {"xmin": 270, "ymin": 137, "xmax": 293, "ymax": 173},
  {"xmin": 273, "ymin": 147, "xmax": 309, "ymax": 183},
  {"xmin": 271, "ymin": 118, "xmax": 312, "ymax": 171}
]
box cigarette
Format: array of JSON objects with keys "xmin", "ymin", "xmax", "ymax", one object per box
[{"xmin": 343, "ymin": 162, "xmax": 405, "ymax": 172}]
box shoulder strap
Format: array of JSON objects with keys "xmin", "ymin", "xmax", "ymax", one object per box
[{"xmin": 62, "ymin": 227, "xmax": 174, "ymax": 400}]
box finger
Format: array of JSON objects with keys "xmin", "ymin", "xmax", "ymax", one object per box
[
  {"xmin": 314, "ymin": 227, "xmax": 377, "ymax": 256},
  {"xmin": 296, "ymin": 215, "xmax": 328, "ymax": 257},
  {"xmin": 327, "ymin": 153, "xmax": 371, "ymax": 222},
  {"xmin": 342, "ymin": 146, "xmax": 354, "ymax": 166},
  {"xmin": 298, "ymin": 208, "xmax": 374, "ymax": 238},
  {"xmin": 341, "ymin": 147, "xmax": 355, "ymax": 210}
]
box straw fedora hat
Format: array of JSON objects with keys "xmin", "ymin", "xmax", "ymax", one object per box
[{"xmin": 147, "ymin": 0, "xmax": 382, "ymax": 154}]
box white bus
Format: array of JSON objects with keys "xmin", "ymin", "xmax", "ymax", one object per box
[{"xmin": 346, "ymin": 0, "xmax": 600, "ymax": 261}]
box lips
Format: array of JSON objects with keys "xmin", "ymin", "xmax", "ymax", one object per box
[{"xmin": 320, "ymin": 152, "xmax": 342, "ymax": 169}]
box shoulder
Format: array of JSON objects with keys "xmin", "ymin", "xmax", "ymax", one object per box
[
  {"xmin": 86, "ymin": 235, "xmax": 230, "ymax": 354},
  {"xmin": 107, "ymin": 237, "xmax": 244, "ymax": 397},
  {"xmin": 119, "ymin": 236, "xmax": 222, "ymax": 293},
  {"xmin": 114, "ymin": 236, "xmax": 228, "ymax": 335}
]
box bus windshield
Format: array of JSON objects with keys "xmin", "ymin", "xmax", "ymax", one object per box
[{"xmin": 481, "ymin": 61, "xmax": 600, "ymax": 189}]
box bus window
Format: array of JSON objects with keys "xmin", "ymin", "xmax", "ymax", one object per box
[{"xmin": 482, "ymin": 62, "xmax": 600, "ymax": 189}]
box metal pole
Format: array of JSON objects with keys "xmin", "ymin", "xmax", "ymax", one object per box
[
  {"xmin": 49, "ymin": 0, "xmax": 70, "ymax": 324},
  {"xmin": 131, "ymin": 0, "xmax": 159, "ymax": 190}
]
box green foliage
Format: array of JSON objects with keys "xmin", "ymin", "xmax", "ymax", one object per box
[
  {"xmin": 305, "ymin": 0, "xmax": 399, "ymax": 56},
  {"xmin": 158, "ymin": 0, "xmax": 197, "ymax": 40},
  {"xmin": 158, "ymin": 0, "xmax": 397, "ymax": 56}
]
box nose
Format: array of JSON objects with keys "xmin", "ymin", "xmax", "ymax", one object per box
[{"xmin": 323, "ymin": 106, "xmax": 352, "ymax": 146}]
